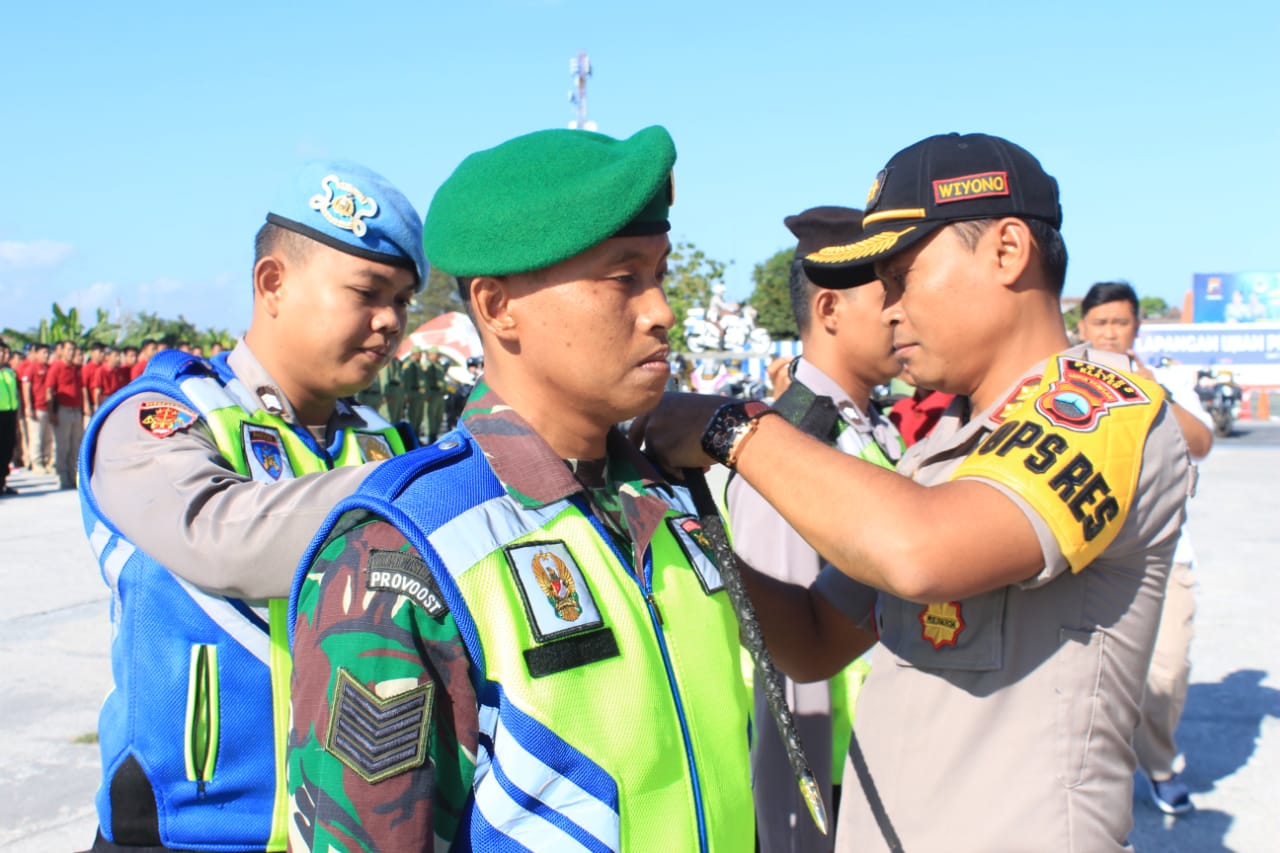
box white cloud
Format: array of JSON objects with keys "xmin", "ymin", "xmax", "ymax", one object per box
[
  {"xmin": 0, "ymin": 239, "xmax": 73, "ymax": 269},
  {"xmin": 66, "ymin": 281, "xmax": 119, "ymax": 316}
]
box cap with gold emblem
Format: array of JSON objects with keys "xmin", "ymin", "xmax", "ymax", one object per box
[
  {"xmin": 802, "ymin": 133, "xmax": 1062, "ymax": 288},
  {"xmin": 423, "ymin": 125, "xmax": 676, "ymax": 277},
  {"xmin": 266, "ymin": 160, "xmax": 428, "ymax": 289}
]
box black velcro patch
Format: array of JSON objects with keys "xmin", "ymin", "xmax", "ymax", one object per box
[
  {"xmin": 326, "ymin": 668, "xmax": 434, "ymax": 783},
  {"xmin": 523, "ymin": 629, "xmax": 620, "ymax": 678},
  {"xmin": 367, "ymin": 549, "xmax": 448, "ymax": 618}
]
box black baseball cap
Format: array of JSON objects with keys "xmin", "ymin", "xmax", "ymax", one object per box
[{"xmin": 802, "ymin": 133, "xmax": 1062, "ymax": 288}]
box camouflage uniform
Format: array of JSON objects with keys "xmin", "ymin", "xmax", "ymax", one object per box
[{"xmin": 289, "ymin": 381, "xmax": 751, "ymax": 851}]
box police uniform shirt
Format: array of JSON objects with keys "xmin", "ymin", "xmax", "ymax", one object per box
[
  {"xmin": 89, "ymin": 340, "xmax": 378, "ymax": 600},
  {"xmin": 830, "ymin": 344, "xmax": 1194, "ymax": 853}
]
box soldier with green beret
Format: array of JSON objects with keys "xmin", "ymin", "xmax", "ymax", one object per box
[{"xmin": 288, "ymin": 125, "xmax": 755, "ymax": 852}]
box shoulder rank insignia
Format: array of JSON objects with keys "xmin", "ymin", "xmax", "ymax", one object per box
[
  {"xmin": 667, "ymin": 516, "xmax": 725, "ymax": 594},
  {"xmin": 326, "ymin": 668, "xmax": 433, "ymax": 784},
  {"xmin": 355, "ymin": 431, "xmax": 394, "ymax": 462},
  {"xmin": 242, "ymin": 423, "xmax": 294, "ymax": 481},
  {"xmin": 137, "ymin": 400, "xmax": 197, "ymax": 438},
  {"xmin": 506, "ymin": 540, "xmax": 603, "ymax": 642},
  {"xmin": 919, "ymin": 601, "xmax": 965, "ymax": 649},
  {"xmin": 310, "ymin": 174, "xmax": 378, "ymax": 237}
]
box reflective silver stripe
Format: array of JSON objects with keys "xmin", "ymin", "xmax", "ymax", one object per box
[
  {"xmin": 89, "ymin": 520, "xmax": 113, "ymax": 560},
  {"xmin": 351, "ymin": 403, "xmax": 393, "ymax": 431},
  {"xmin": 426, "ymin": 496, "xmax": 564, "ymax": 582},
  {"xmin": 179, "ymin": 375, "xmax": 238, "ymax": 417},
  {"xmin": 102, "ymin": 538, "xmax": 136, "ymax": 591},
  {"xmin": 172, "ymin": 575, "xmax": 271, "ymax": 665}
]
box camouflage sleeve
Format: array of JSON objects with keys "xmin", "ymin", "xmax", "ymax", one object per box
[{"xmin": 288, "ymin": 510, "xmax": 478, "ymax": 852}]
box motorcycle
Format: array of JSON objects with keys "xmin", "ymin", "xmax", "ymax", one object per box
[{"xmin": 1195, "ymin": 368, "xmax": 1242, "ymax": 437}]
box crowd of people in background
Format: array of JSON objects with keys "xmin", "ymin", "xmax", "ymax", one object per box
[{"xmin": 0, "ymin": 336, "xmax": 228, "ymax": 494}]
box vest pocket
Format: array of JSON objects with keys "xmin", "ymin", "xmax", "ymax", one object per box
[{"xmin": 184, "ymin": 644, "xmax": 220, "ymax": 783}]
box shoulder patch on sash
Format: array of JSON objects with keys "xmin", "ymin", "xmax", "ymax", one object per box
[
  {"xmin": 242, "ymin": 423, "xmax": 294, "ymax": 481},
  {"xmin": 137, "ymin": 400, "xmax": 197, "ymax": 438},
  {"xmin": 505, "ymin": 540, "xmax": 603, "ymax": 642},
  {"xmin": 355, "ymin": 431, "xmax": 394, "ymax": 462},
  {"xmin": 667, "ymin": 516, "xmax": 725, "ymax": 594},
  {"xmin": 919, "ymin": 601, "xmax": 965, "ymax": 649},
  {"xmin": 1034, "ymin": 357, "xmax": 1151, "ymax": 433},
  {"xmin": 326, "ymin": 668, "xmax": 433, "ymax": 784},
  {"xmin": 367, "ymin": 549, "xmax": 448, "ymax": 618}
]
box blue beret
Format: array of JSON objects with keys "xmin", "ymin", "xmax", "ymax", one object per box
[
  {"xmin": 424, "ymin": 126, "xmax": 676, "ymax": 277},
  {"xmin": 266, "ymin": 160, "xmax": 428, "ymax": 289}
]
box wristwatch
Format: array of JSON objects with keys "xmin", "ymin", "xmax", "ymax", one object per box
[{"xmin": 701, "ymin": 400, "xmax": 778, "ymax": 468}]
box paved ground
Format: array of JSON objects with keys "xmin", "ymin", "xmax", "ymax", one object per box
[{"xmin": 1, "ymin": 426, "xmax": 1277, "ymax": 851}]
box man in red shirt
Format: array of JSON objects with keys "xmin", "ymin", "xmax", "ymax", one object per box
[
  {"xmin": 130, "ymin": 339, "xmax": 159, "ymax": 381},
  {"xmin": 19, "ymin": 343, "xmax": 52, "ymax": 473},
  {"xmin": 45, "ymin": 340, "xmax": 86, "ymax": 488},
  {"xmin": 91, "ymin": 348, "xmax": 126, "ymax": 409},
  {"xmin": 82, "ymin": 343, "xmax": 106, "ymax": 413}
]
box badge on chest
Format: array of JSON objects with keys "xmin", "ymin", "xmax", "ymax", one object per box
[{"xmin": 505, "ymin": 540, "xmax": 604, "ymax": 642}]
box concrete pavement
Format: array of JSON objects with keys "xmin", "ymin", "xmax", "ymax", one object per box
[{"xmin": 1, "ymin": 430, "xmax": 1277, "ymax": 851}]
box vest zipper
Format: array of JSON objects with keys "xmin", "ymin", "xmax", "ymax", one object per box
[{"xmin": 576, "ymin": 500, "xmax": 710, "ymax": 853}]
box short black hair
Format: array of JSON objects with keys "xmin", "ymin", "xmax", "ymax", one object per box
[
  {"xmin": 950, "ymin": 218, "xmax": 1068, "ymax": 295},
  {"xmin": 1082, "ymin": 281, "xmax": 1139, "ymax": 318},
  {"xmin": 787, "ymin": 258, "xmax": 817, "ymax": 337},
  {"xmin": 253, "ymin": 222, "xmax": 313, "ymax": 269}
]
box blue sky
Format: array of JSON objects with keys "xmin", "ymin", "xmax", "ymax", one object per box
[{"xmin": 3, "ymin": 1, "xmax": 1276, "ymax": 336}]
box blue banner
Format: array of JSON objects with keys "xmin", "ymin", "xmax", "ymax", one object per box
[
  {"xmin": 1134, "ymin": 322, "xmax": 1280, "ymax": 366},
  {"xmin": 1192, "ymin": 272, "xmax": 1280, "ymax": 323}
]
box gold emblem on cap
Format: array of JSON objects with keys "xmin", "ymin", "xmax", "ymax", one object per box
[
  {"xmin": 865, "ymin": 176, "xmax": 881, "ymax": 206},
  {"xmin": 805, "ymin": 226, "xmax": 918, "ymax": 265},
  {"xmin": 310, "ymin": 175, "xmax": 379, "ymax": 237}
]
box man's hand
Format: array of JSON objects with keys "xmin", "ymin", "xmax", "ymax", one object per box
[
  {"xmin": 1126, "ymin": 350, "xmax": 1156, "ymax": 381},
  {"xmin": 628, "ymin": 392, "xmax": 724, "ymax": 470}
]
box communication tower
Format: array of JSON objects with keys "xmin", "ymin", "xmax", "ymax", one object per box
[{"xmin": 568, "ymin": 51, "xmax": 597, "ymax": 131}]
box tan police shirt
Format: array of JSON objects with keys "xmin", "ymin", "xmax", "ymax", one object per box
[
  {"xmin": 88, "ymin": 340, "xmax": 379, "ymax": 600},
  {"xmin": 832, "ymin": 344, "xmax": 1194, "ymax": 853}
]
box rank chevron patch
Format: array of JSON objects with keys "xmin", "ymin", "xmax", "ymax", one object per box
[{"xmin": 325, "ymin": 668, "xmax": 434, "ymax": 783}]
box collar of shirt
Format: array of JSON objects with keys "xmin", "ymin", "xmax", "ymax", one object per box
[
  {"xmin": 794, "ymin": 357, "xmax": 903, "ymax": 460},
  {"xmin": 226, "ymin": 339, "xmax": 369, "ymax": 435},
  {"xmin": 460, "ymin": 378, "xmax": 674, "ymax": 564}
]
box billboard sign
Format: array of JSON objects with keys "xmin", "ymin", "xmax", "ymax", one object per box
[
  {"xmin": 1135, "ymin": 322, "xmax": 1280, "ymax": 367},
  {"xmin": 1192, "ymin": 272, "xmax": 1280, "ymax": 323}
]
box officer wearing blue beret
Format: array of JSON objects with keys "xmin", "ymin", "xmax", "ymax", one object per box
[{"xmin": 78, "ymin": 160, "xmax": 425, "ymax": 853}]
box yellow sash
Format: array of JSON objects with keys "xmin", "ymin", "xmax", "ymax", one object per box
[{"xmin": 952, "ymin": 354, "xmax": 1163, "ymax": 572}]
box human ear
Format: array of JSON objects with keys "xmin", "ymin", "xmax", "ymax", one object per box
[
  {"xmin": 814, "ymin": 289, "xmax": 841, "ymax": 333},
  {"xmin": 471, "ymin": 276, "xmax": 519, "ymax": 343},
  {"xmin": 993, "ymin": 219, "xmax": 1033, "ymax": 287},
  {"xmin": 253, "ymin": 256, "xmax": 286, "ymax": 318}
]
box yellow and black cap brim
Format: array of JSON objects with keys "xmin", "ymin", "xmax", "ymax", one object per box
[{"xmin": 802, "ymin": 221, "xmax": 943, "ymax": 288}]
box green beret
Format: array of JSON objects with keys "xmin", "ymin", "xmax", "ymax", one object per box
[{"xmin": 424, "ymin": 125, "xmax": 676, "ymax": 277}]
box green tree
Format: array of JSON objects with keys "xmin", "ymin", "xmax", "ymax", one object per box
[
  {"xmin": 665, "ymin": 241, "xmax": 732, "ymax": 352},
  {"xmin": 405, "ymin": 266, "xmax": 467, "ymax": 332},
  {"xmin": 1139, "ymin": 296, "xmax": 1169, "ymax": 320},
  {"xmin": 747, "ymin": 248, "xmax": 798, "ymax": 340},
  {"xmin": 3, "ymin": 303, "xmax": 118, "ymax": 348}
]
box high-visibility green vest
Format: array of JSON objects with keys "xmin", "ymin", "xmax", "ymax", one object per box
[{"xmin": 0, "ymin": 367, "xmax": 17, "ymax": 412}]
